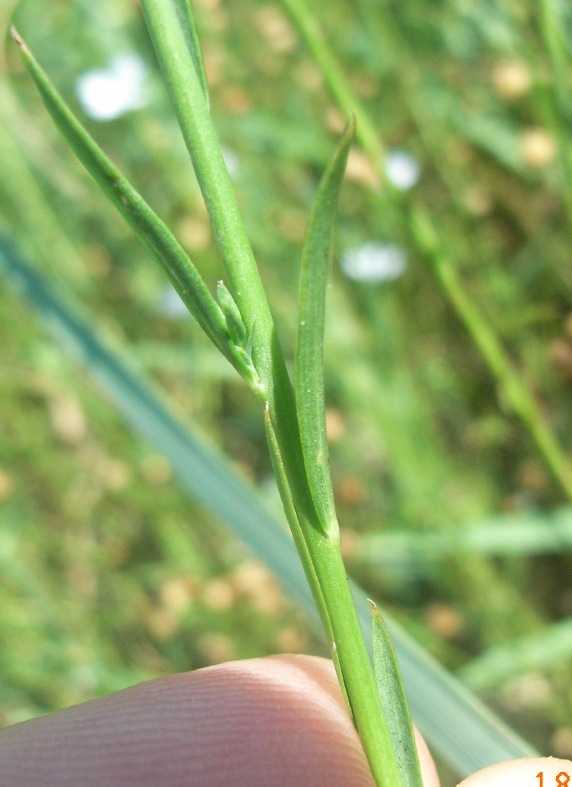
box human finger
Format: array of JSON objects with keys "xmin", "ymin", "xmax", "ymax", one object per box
[{"xmin": 0, "ymin": 654, "xmax": 439, "ymax": 786}]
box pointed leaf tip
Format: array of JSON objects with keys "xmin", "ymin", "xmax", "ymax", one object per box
[
  {"xmin": 295, "ymin": 119, "xmax": 354, "ymax": 537},
  {"xmin": 10, "ymin": 26, "xmax": 24, "ymax": 48},
  {"xmin": 347, "ymin": 113, "xmax": 357, "ymax": 138}
]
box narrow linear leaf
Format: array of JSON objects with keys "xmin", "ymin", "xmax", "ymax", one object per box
[
  {"xmin": 172, "ymin": 0, "xmax": 210, "ymax": 107},
  {"xmin": 216, "ymin": 280, "xmax": 247, "ymax": 347},
  {"xmin": 295, "ymin": 117, "xmax": 354, "ymax": 536},
  {"xmin": 10, "ymin": 28, "xmax": 228, "ymax": 358},
  {"xmin": 217, "ymin": 281, "xmax": 264, "ymax": 397},
  {"xmin": 371, "ymin": 601, "xmax": 424, "ymax": 787},
  {"xmin": 459, "ymin": 618, "xmax": 572, "ymax": 691}
]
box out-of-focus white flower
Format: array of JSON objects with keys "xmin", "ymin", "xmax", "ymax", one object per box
[
  {"xmin": 340, "ymin": 242, "xmax": 407, "ymax": 284},
  {"xmin": 157, "ymin": 285, "xmax": 192, "ymax": 320},
  {"xmin": 385, "ymin": 150, "xmax": 420, "ymax": 190},
  {"xmin": 519, "ymin": 128, "xmax": 557, "ymax": 169},
  {"xmin": 492, "ymin": 60, "xmax": 531, "ymax": 100},
  {"xmin": 75, "ymin": 53, "xmax": 149, "ymax": 121}
]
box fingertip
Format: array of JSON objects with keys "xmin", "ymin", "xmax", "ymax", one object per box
[
  {"xmin": 0, "ymin": 656, "xmax": 370, "ymax": 786},
  {"xmin": 0, "ymin": 654, "xmax": 441, "ymax": 787}
]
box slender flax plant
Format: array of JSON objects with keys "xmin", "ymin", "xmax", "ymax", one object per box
[{"xmin": 10, "ymin": 2, "xmax": 423, "ymax": 785}]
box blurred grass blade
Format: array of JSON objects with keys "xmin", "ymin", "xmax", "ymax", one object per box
[
  {"xmin": 459, "ymin": 618, "xmax": 572, "ymax": 691},
  {"xmin": 371, "ymin": 601, "xmax": 423, "ymax": 787},
  {"xmin": 281, "ymin": 0, "xmax": 384, "ymax": 167},
  {"xmin": 355, "ymin": 508, "xmax": 572, "ymax": 565},
  {"xmin": 10, "ymin": 28, "xmax": 228, "ymax": 359},
  {"xmin": 0, "ymin": 238, "xmax": 538, "ymax": 776},
  {"xmin": 295, "ymin": 117, "xmax": 354, "ymax": 536}
]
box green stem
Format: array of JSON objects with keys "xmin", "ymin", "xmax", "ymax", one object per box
[
  {"xmin": 140, "ymin": 0, "xmax": 276, "ymax": 390},
  {"xmin": 138, "ymin": 4, "xmax": 406, "ymax": 782},
  {"xmin": 536, "ymin": 0, "xmax": 572, "ymax": 234},
  {"xmin": 315, "ymin": 535, "xmax": 403, "ymax": 786},
  {"xmin": 538, "ymin": 0, "xmax": 569, "ymax": 112},
  {"xmin": 264, "ymin": 408, "xmax": 403, "ymax": 786}
]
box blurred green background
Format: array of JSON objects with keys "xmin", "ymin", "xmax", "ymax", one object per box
[{"xmin": 2, "ymin": 0, "xmax": 572, "ymax": 782}]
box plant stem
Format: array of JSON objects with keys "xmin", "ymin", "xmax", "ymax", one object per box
[
  {"xmin": 138, "ymin": 3, "xmax": 407, "ymax": 783},
  {"xmin": 314, "ymin": 534, "xmax": 405, "ymax": 786},
  {"xmin": 281, "ymin": 0, "xmax": 385, "ymax": 168},
  {"xmin": 412, "ymin": 208, "xmax": 572, "ymax": 500},
  {"xmin": 13, "ymin": 6, "xmax": 416, "ymax": 782},
  {"xmin": 264, "ymin": 399, "xmax": 406, "ymax": 786},
  {"xmin": 140, "ymin": 0, "xmax": 276, "ymax": 393}
]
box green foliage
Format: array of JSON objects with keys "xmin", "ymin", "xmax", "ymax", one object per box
[
  {"xmin": 11, "ymin": 4, "xmax": 411, "ymax": 783},
  {"xmin": 1, "ymin": 0, "xmax": 572, "ymax": 783},
  {"xmin": 295, "ymin": 116, "xmax": 354, "ymax": 537}
]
